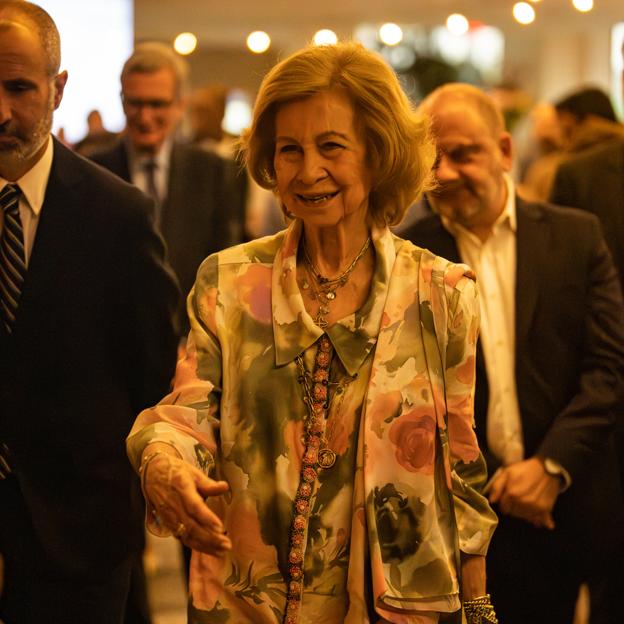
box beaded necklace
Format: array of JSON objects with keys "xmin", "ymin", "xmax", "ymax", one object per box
[{"xmin": 283, "ymin": 334, "xmax": 356, "ymax": 623}]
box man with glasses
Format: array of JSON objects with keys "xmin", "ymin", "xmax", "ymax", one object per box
[{"xmin": 92, "ymin": 43, "xmax": 239, "ymax": 335}]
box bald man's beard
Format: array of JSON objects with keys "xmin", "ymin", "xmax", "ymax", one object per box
[
  {"xmin": 0, "ymin": 92, "xmax": 54, "ymax": 168},
  {"xmin": 428, "ymin": 182, "xmax": 484, "ymax": 227}
]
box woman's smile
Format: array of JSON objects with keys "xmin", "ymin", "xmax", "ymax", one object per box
[{"xmin": 295, "ymin": 190, "xmax": 340, "ymax": 205}]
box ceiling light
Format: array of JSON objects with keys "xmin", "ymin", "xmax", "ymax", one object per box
[
  {"xmin": 379, "ymin": 23, "xmax": 403, "ymax": 46},
  {"xmin": 246, "ymin": 31, "xmax": 271, "ymax": 54},
  {"xmin": 513, "ymin": 2, "xmax": 536, "ymax": 25},
  {"xmin": 173, "ymin": 32, "xmax": 197, "ymax": 55},
  {"xmin": 572, "ymin": 0, "xmax": 594, "ymax": 12},
  {"xmin": 313, "ymin": 29, "xmax": 338, "ymax": 46},
  {"xmin": 446, "ymin": 13, "xmax": 469, "ymax": 36}
]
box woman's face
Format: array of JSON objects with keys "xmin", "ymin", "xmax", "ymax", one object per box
[{"xmin": 273, "ymin": 88, "xmax": 372, "ymax": 228}]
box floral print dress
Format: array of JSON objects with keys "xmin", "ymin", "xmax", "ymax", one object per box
[{"xmin": 127, "ymin": 220, "xmax": 497, "ymax": 623}]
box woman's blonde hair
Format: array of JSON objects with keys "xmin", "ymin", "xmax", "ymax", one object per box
[{"xmin": 239, "ymin": 41, "xmax": 435, "ymax": 227}]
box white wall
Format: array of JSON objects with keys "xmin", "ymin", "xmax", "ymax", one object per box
[{"xmin": 38, "ymin": 0, "xmax": 134, "ymax": 144}]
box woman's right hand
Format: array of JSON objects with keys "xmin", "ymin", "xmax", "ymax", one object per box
[{"xmin": 141, "ymin": 444, "xmax": 232, "ymax": 555}]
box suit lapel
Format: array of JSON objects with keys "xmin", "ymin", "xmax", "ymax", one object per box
[
  {"xmin": 515, "ymin": 197, "xmax": 547, "ymax": 346},
  {"xmin": 13, "ymin": 141, "xmax": 83, "ymax": 336}
]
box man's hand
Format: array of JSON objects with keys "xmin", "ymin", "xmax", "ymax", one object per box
[{"xmin": 488, "ymin": 457, "xmax": 560, "ymax": 529}]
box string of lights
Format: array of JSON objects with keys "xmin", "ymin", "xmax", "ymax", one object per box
[{"xmin": 171, "ymin": 2, "xmax": 598, "ymax": 57}]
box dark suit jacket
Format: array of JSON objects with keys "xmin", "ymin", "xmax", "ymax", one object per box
[
  {"xmin": 91, "ymin": 140, "xmax": 239, "ymax": 332},
  {"xmin": 550, "ymin": 138, "xmax": 624, "ymax": 293},
  {"xmin": 0, "ymin": 139, "xmax": 179, "ymax": 581},
  {"xmin": 402, "ymin": 196, "xmax": 624, "ymax": 563}
]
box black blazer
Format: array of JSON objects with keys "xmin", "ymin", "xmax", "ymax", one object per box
[
  {"xmin": 402, "ymin": 196, "xmax": 624, "ymax": 560},
  {"xmin": 91, "ymin": 140, "xmax": 238, "ymax": 331},
  {"xmin": 0, "ymin": 140, "xmax": 179, "ymax": 580},
  {"xmin": 551, "ymin": 138, "xmax": 624, "ymax": 293}
]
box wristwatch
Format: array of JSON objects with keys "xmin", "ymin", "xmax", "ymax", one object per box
[{"xmin": 542, "ymin": 457, "xmax": 568, "ymax": 489}]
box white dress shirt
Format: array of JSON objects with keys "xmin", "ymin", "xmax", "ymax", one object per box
[
  {"xmin": 0, "ymin": 136, "xmax": 54, "ymax": 265},
  {"xmin": 442, "ymin": 174, "xmax": 524, "ymax": 465}
]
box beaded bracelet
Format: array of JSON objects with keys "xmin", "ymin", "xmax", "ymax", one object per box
[{"xmin": 463, "ymin": 594, "xmax": 499, "ymax": 624}]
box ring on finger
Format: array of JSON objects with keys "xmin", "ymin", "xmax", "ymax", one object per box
[{"xmin": 173, "ymin": 521, "xmax": 188, "ymax": 538}]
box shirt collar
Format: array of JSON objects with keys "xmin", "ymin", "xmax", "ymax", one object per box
[
  {"xmin": 0, "ymin": 135, "xmax": 53, "ymax": 216},
  {"xmin": 272, "ymin": 219, "xmax": 394, "ymax": 376},
  {"xmin": 440, "ymin": 173, "xmax": 517, "ymax": 243},
  {"xmin": 127, "ymin": 135, "xmax": 173, "ymax": 172}
]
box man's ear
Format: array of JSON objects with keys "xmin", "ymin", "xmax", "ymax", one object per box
[
  {"xmin": 498, "ymin": 131, "xmax": 514, "ymax": 172},
  {"xmin": 53, "ymin": 71, "xmax": 68, "ymax": 110}
]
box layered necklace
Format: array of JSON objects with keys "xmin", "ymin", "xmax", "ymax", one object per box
[{"xmin": 300, "ymin": 236, "xmax": 371, "ymax": 329}]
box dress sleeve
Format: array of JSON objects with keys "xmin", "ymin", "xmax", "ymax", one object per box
[
  {"xmin": 126, "ymin": 253, "xmax": 223, "ymax": 477},
  {"xmin": 443, "ymin": 271, "xmax": 498, "ymax": 556}
]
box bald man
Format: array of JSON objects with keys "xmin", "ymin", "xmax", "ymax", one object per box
[
  {"xmin": 402, "ymin": 83, "xmax": 624, "ymax": 624},
  {"xmin": 0, "ymin": 2, "xmax": 178, "ymax": 622}
]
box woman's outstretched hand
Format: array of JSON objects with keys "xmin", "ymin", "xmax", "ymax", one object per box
[{"xmin": 141, "ymin": 444, "xmax": 232, "ymax": 555}]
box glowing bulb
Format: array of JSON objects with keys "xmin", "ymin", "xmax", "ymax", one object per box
[
  {"xmin": 379, "ymin": 23, "xmax": 403, "ymax": 46},
  {"xmin": 246, "ymin": 31, "xmax": 271, "ymax": 54},
  {"xmin": 173, "ymin": 32, "xmax": 197, "ymax": 55},
  {"xmin": 446, "ymin": 14, "xmax": 469, "ymax": 36},
  {"xmin": 513, "ymin": 2, "xmax": 536, "ymax": 25},
  {"xmin": 572, "ymin": 0, "xmax": 593, "ymax": 12},
  {"xmin": 313, "ymin": 29, "xmax": 338, "ymax": 46}
]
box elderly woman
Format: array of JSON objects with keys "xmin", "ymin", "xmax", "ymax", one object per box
[{"xmin": 127, "ymin": 42, "xmax": 498, "ymax": 624}]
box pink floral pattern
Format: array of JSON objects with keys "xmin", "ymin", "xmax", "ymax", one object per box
[
  {"xmin": 127, "ymin": 221, "xmax": 497, "ymax": 624},
  {"xmin": 389, "ymin": 410, "xmax": 437, "ymax": 474}
]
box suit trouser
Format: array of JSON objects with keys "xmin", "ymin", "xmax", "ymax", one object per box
[
  {"xmin": 0, "ymin": 473, "xmax": 134, "ymax": 624},
  {"xmin": 0, "ymin": 556, "xmax": 133, "ymax": 624},
  {"xmin": 487, "ymin": 514, "xmax": 583, "ymax": 624}
]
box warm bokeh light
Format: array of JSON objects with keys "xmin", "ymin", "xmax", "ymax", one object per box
[
  {"xmin": 446, "ymin": 13, "xmax": 469, "ymax": 36},
  {"xmin": 379, "ymin": 23, "xmax": 403, "ymax": 46},
  {"xmin": 572, "ymin": 0, "xmax": 594, "ymax": 12},
  {"xmin": 513, "ymin": 2, "xmax": 536, "ymax": 25},
  {"xmin": 246, "ymin": 31, "xmax": 271, "ymax": 53},
  {"xmin": 173, "ymin": 32, "xmax": 197, "ymax": 55},
  {"xmin": 313, "ymin": 29, "xmax": 338, "ymax": 46}
]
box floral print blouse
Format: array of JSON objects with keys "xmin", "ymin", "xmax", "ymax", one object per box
[{"xmin": 127, "ymin": 220, "xmax": 497, "ymax": 624}]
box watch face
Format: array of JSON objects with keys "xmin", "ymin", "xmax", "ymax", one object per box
[
  {"xmin": 543, "ymin": 458, "xmax": 561, "ymax": 475},
  {"xmin": 543, "ymin": 458, "xmax": 567, "ymax": 490}
]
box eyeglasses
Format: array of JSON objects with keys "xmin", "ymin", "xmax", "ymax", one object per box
[{"xmin": 121, "ymin": 95, "xmax": 175, "ymax": 111}]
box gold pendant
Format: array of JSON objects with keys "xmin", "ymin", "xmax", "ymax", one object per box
[{"xmin": 317, "ymin": 448, "xmax": 336, "ymax": 469}]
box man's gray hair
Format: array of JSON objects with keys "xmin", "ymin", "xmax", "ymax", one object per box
[{"xmin": 121, "ymin": 42, "xmax": 189, "ymax": 99}]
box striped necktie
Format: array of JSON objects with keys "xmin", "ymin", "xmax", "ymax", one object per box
[
  {"xmin": 0, "ymin": 184, "xmax": 26, "ymax": 333},
  {"xmin": 143, "ymin": 159, "xmax": 162, "ymax": 226}
]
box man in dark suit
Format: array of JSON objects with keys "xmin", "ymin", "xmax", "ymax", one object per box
[
  {"xmin": 550, "ymin": 137, "xmax": 624, "ymax": 624},
  {"xmin": 551, "ymin": 137, "xmax": 624, "ymax": 292},
  {"xmin": 91, "ymin": 43, "xmax": 241, "ymax": 335},
  {"xmin": 0, "ymin": 3, "xmax": 178, "ymax": 622},
  {"xmin": 402, "ymin": 83, "xmax": 624, "ymax": 624}
]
